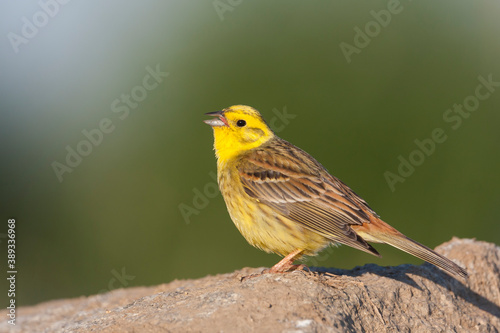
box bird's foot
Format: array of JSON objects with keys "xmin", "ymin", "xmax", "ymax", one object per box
[{"xmin": 267, "ymin": 263, "xmax": 308, "ymax": 274}]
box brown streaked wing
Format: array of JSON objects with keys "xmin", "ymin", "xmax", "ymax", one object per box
[{"xmin": 238, "ymin": 138, "xmax": 381, "ymax": 257}]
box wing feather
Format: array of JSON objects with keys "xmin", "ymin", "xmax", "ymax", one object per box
[{"xmin": 238, "ymin": 138, "xmax": 380, "ymax": 257}]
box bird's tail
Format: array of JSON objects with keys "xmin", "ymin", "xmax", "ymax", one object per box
[
  {"xmin": 377, "ymin": 232, "xmax": 468, "ymax": 278},
  {"xmin": 354, "ymin": 219, "xmax": 468, "ymax": 279}
]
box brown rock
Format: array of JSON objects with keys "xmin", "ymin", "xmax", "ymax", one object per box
[{"xmin": 1, "ymin": 238, "xmax": 499, "ymax": 332}]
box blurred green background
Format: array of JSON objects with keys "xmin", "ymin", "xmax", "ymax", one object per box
[{"xmin": 1, "ymin": 1, "xmax": 499, "ymax": 307}]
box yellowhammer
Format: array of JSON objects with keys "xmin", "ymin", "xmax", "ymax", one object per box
[{"xmin": 204, "ymin": 105, "xmax": 467, "ymax": 278}]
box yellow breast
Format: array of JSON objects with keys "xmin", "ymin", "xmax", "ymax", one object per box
[{"xmin": 216, "ymin": 158, "xmax": 329, "ymax": 257}]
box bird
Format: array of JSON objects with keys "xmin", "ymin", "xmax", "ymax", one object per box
[{"xmin": 204, "ymin": 105, "xmax": 467, "ymax": 278}]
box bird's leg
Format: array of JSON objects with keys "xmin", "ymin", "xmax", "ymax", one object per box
[
  {"xmin": 240, "ymin": 249, "xmax": 306, "ymax": 281},
  {"xmin": 269, "ymin": 249, "xmax": 305, "ymax": 273}
]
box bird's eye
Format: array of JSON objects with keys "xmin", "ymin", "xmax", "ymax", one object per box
[{"xmin": 236, "ymin": 120, "xmax": 246, "ymax": 127}]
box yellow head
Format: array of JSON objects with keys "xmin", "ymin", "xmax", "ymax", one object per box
[{"xmin": 204, "ymin": 105, "xmax": 275, "ymax": 162}]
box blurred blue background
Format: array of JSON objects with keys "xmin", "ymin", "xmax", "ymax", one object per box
[{"xmin": 1, "ymin": 1, "xmax": 499, "ymax": 307}]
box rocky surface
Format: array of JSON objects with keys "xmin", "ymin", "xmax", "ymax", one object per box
[{"xmin": 1, "ymin": 238, "xmax": 499, "ymax": 332}]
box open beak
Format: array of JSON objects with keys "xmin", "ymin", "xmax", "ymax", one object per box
[{"xmin": 204, "ymin": 111, "xmax": 229, "ymax": 127}]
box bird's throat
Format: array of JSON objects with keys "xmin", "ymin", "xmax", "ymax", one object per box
[{"xmin": 212, "ymin": 127, "xmax": 273, "ymax": 163}]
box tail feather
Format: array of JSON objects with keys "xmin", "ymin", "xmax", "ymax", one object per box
[
  {"xmin": 353, "ymin": 218, "xmax": 468, "ymax": 278},
  {"xmin": 377, "ymin": 233, "xmax": 468, "ymax": 278}
]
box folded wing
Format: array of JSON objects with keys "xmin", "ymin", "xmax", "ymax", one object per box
[{"xmin": 238, "ymin": 138, "xmax": 381, "ymax": 257}]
